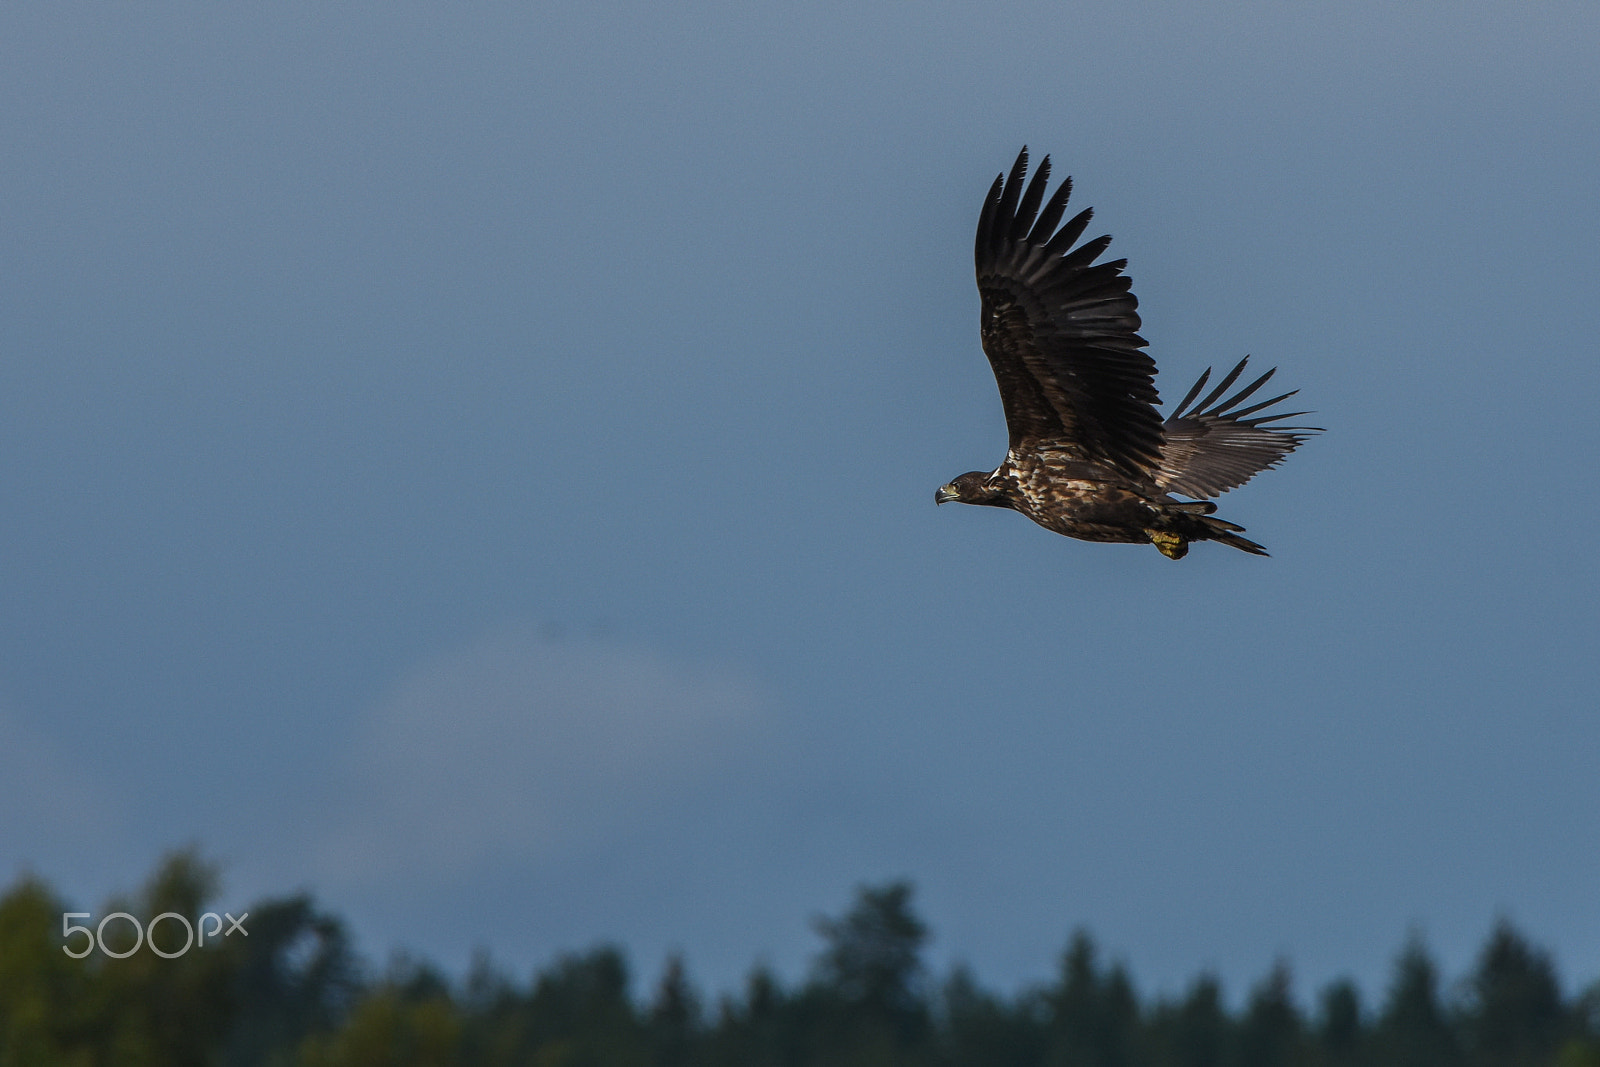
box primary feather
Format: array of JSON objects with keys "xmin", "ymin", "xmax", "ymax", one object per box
[{"xmin": 1157, "ymin": 358, "xmax": 1319, "ymax": 499}]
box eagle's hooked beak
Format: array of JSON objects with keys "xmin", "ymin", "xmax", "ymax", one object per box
[{"xmin": 935, "ymin": 484, "xmax": 959, "ymax": 505}]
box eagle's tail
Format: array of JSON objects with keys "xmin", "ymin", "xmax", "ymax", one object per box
[
  {"xmin": 1149, "ymin": 509, "xmax": 1269, "ymax": 559},
  {"xmin": 1193, "ymin": 514, "xmax": 1269, "ymax": 556}
]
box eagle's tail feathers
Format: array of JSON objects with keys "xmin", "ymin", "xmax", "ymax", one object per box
[{"xmin": 1197, "ymin": 515, "xmax": 1269, "ymax": 556}]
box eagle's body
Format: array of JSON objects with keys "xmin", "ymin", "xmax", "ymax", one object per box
[{"xmin": 937, "ymin": 149, "xmax": 1317, "ymax": 558}]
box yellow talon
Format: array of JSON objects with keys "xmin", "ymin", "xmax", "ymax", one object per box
[{"xmin": 1148, "ymin": 530, "xmax": 1188, "ymax": 560}]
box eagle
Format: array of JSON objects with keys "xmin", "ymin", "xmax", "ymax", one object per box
[{"xmin": 936, "ymin": 148, "xmax": 1318, "ymax": 558}]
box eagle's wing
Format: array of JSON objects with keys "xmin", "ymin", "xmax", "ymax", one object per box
[
  {"xmin": 975, "ymin": 148, "xmax": 1162, "ymax": 478},
  {"xmin": 1157, "ymin": 357, "xmax": 1320, "ymax": 499}
]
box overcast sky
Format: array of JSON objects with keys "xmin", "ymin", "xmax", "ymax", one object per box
[{"xmin": 2, "ymin": 1, "xmax": 1597, "ymax": 1006}]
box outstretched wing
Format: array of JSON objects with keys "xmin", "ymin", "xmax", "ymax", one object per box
[
  {"xmin": 1157, "ymin": 357, "xmax": 1320, "ymax": 499},
  {"xmin": 975, "ymin": 147, "xmax": 1162, "ymax": 478}
]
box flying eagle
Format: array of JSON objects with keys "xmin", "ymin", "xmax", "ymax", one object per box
[{"xmin": 936, "ymin": 148, "xmax": 1318, "ymax": 558}]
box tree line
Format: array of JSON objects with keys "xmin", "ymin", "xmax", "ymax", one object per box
[{"xmin": 1, "ymin": 851, "xmax": 1597, "ymax": 1066}]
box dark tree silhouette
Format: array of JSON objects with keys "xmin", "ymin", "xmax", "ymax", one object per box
[
  {"xmin": 649, "ymin": 954, "xmax": 702, "ymax": 1067},
  {"xmin": 941, "ymin": 963, "xmax": 1048, "ymax": 1067},
  {"xmin": 812, "ymin": 880, "xmax": 929, "ymax": 1020},
  {"xmin": 1147, "ymin": 974, "xmax": 1230, "ymax": 1067},
  {"xmin": 1316, "ymin": 977, "xmax": 1365, "ymax": 1064},
  {"xmin": 1463, "ymin": 920, "xmax": 1565, "ymax": 1067},
  {"xmin": 221, "ymin": 894, "xmax": 360, "ymax": 1066},
  {"xmin": 1375, "ymin": 937, "xmax": 1459, "ymax": 1067},
  {"xmin": 1045, "ymin": 929, "xmax": 1139, "ymax": 1067},
  {"xmin": 1236, "ymin": 961, "xmax": 1303, "ymax": 1067}
]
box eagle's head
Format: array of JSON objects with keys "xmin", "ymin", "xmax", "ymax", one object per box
[{"xmin": 936, "ymin": 471, "xmax": 1009, "ymax": 507}]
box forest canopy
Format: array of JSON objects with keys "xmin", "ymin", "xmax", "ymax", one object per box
[{"xmin": 1, "ymin": 851, "xmax": 1597, "ymax": 1066}]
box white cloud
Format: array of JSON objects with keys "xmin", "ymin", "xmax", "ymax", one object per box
[{"xmin": 315, "ymin": 627, "xmax": 770, "ymax": 886}]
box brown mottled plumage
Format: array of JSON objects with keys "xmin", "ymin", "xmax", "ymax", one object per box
[{"xmin": 936, "ymin": 148, "xmax": 1318, "ymax": 559}]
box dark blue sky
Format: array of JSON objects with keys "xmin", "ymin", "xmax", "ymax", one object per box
[{"xmin": 2, "ymin": 2, "xmax": 1597, "ymax": 1005}]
